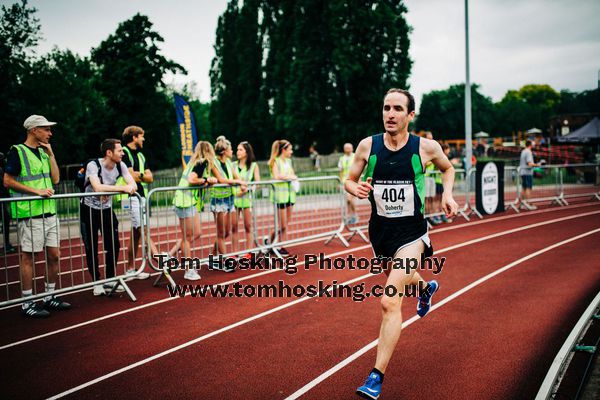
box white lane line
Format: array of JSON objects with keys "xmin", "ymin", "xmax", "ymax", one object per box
[
  {"xmin": 44, "ymin": 215, "xmax": 600, "ymax": 399},
  {"xmin": 0, "ymin": 232, "xmax": 356, "ymax": 311},
  {"xmin": 284, "ymin": 228, "xmax": 600, "ymax": 400},
  {"xmin": 429, "ymin": 201, "xmax": 600, "ymax": 234},
  {"xmin": 3, "ymin": 209, "xmax": 599, "ymax": 351}
]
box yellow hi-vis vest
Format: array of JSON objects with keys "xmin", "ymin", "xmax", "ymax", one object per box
[
  {"xmin": 270, "ymin": 157, "xmax": 296, "ymax": 204},
  {"xmin": 123, "ymin": 146, "xmax": 148, "ymax": 195},
  {"xmin": 115, "ymin": 146, "xmax": 147, "ymax": 203},
  {"xmin": 210, "ymin": 158, "xmax": 234, "ymax": 199},
  {"xmin": 233, "ymin": 161, "xmax": 256, "ymax": 209},
  {"xmin": 339, "ymin": 153, "xmax": 354, "ymax": 181},
  {"xmin": 8, "ymin": 144, "xmax": 56, "ymax": 219},
  {"xmin": 173, "ymin": 161, "xmax": 200, "ymax": 209}
]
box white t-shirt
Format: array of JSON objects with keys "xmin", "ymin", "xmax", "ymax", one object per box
[{"xmin": 83, "ymin": 158, "xmax": 132, "ymax": 209}]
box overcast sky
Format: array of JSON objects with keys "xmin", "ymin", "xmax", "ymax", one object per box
[{"xmin": 16, "ymin": 0, "xmax": 600, "ymax": 108}]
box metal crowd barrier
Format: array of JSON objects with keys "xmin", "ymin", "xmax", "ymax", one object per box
[
  {"xmin": 274, "ymin": 176, "xmax": 348, "ymax": 249},
  {"xmin": 146, "ymin": 182, "xmax": 278, "ymax": 285},
  {"xmin": 0, "ymin": 192, "xmax": 145, "ymax": 307},
  {"xmin": 507, "ymin": 165, "xmax": 563, "ymax": 211},
  {"xmin": 506, "ymin": 163, "xmax": 600, "ymax": 211},
  {"xmin": 423, "ymin": 168, "xmax": 469, "ymax": 223},
  {"xmin": 557, "ymin": 163, "xmax": 600, "ymax": 204},
  {"xmin": 503, "ymin": 165, "xmax": 520, "ymax": 213},
  {"xmin": 146, "ymin": 176, "xmax": 349, "ymax": 284}
]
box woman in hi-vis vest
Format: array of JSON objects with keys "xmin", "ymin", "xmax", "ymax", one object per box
[
  {"xmin": 171, "ymin": 141, "xmax": 217, "ymax": 280},
  {"xmin": 209, "ymin": 136, "xmax": 247, "ymax": 271},
  {"xmin": 232, "ymin": 141, "xmax": 260, "ymax": 259},
  {"xmin": 268, "ymin": 140, "xmax": 297, "ymax": 257}
]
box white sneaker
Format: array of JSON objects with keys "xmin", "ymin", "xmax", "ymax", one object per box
[
  {"xmin": 184, "ymin": 269, "xmax": 201, "ymax": 281},
  {"xmin": 521, "ymin": 202, "xmax": 537, "ymax": 210},
  {"xmin": 103, "ymin": 282, "xmax": 125, "ymax": 293},
  {"xmin": 93, "ymin": 285, "xmax": 105, "ymax": 296},
  {"xmin": 125, "ymin": 269, "xmax": 150, "ymax": 280}
]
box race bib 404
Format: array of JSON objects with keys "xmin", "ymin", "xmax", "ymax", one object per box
[{"xmin": 373, "ymin": 181, "xmax": 414, "ymax": 218}]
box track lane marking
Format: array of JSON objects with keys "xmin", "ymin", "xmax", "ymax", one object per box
[
  {"xmin": 2, "ymin": 209, "xmax": 599, "ymax": 351},
  {"xmin": 42, "ymin": 214, "xmax": 600, "ymax": 398},
  {"xmin": 284, "ymin": 227, "xmax": 600, "ymax": 399}
]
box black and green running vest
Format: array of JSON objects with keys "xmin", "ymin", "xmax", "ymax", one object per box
[{"xmin": 364, "ymin": 133, "xmax": 428, "ymax": 256}]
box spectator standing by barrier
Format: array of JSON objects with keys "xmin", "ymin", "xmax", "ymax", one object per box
[
  {"xmin": 338, "ymin": 143, "xmax": 358, "ymax": 224},
  {"xmin": 121, "ymin": 126, "xmax": 158, "ymax": 280},
  {"xmin": 80, "ymin": 139, "xmax": 136, "ymax": 296},
  {"xmin": 172, "ymin": 141, "xmax": 217, "ymax": 280},
  {"xmin": 518, "ymin": 140, "xmax": 540, "ymax": 210},
  {"xmin": 209, "ymin": 136, "xmax": 246, "ymax": 271},
  {"xmin": 268, "ymin": 139, "xmax": 297, "ymax": 256},
  {"xmin": 233, "ymin": 141, "xmax": 260, "ymax": 259},
  {"xmin": 4, "ymin": 115, "xmax": 71, "ymax": 317}
]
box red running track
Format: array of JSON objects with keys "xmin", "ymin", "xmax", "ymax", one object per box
[{"xmin": 0, "ymin": 202, "xmax": 599, "ymax": 399}]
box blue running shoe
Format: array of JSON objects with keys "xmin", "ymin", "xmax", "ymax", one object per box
[
  {"xmin": 417, "ymin": 280, "xmax": 439, "ymax": 318},
  {"xmin": 356, "ymin": 372, "xmax": 382, "ymax": 399}
]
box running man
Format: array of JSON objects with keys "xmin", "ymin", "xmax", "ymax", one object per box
[{"xmin": 344, "ymin": 88, "xmax": 458, "ymax": 399}]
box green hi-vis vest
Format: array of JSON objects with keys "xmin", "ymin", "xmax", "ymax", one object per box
[
  {"xmin": 233, "ymin": 161, "xmax": 256, "ymax": 209},
  {"xmin": 210, "ymin": 158, "xmax": 234, "ymax": 199},
  {"xmin": 339, "ymin": 153, "xmax": 354, "ymax": 181},
  {"xmin": 8, "ymin": 144, "xmax": 56, "ymax": 219},
  {"xmin": 115, "ymin": 146, "xmax": 147, "ymax": 202},
  {"xmin": 123, "ymin": 146, "xmax": 148, "ymax": 195},
  {"xmin": 173, "ymin": 161, "xmax": 204, "ymax": 209},
  {"xmin": 425, "ymin": 163, "xmax": 442, "ymax": 184},
  {"xmin": 270, "ymin": 157, "xmax": 296, "ymax": 204}
]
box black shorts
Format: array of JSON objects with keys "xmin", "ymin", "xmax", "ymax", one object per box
[
  {"xmin": 435, "ymin": 183, "xmax": 444, "ymax": 195},
  {"xmin": 276, "ymin": 202, "xmax": 295, "ymax": 209},
  {"xmin": 369, "ymin": 219, "xmax": 433, "ymax": 259}
]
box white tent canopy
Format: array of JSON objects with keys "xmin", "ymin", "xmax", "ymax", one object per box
[{"xmin": 527, "ymin": 127, "xmax": 542, "ymax": 134}]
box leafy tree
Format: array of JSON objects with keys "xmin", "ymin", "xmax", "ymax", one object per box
[
  {"xmin": 91, "ymin": 13, "xmax": 187, "ymax": 168},
  {"xmin": 211, "ymin": 0, "xmax": 413, "ymax": 156},
  {"xmin": 19, "ymin": 49, "xmax": 110, "ymax": 162},
  {"xmin": 516, "ymin": 84, "xmax": 560, "ymax": 130},
  {"xmin": 416, "ymin": 84, "xmax": 495, "ymax": 139},
  {"xmin": 493, "ymin": 84, "xmax": 561, "ymax": 135},
  {"xmin": 558, "ymin": 88, "xmax": 600, "ymax": 114},
  {"xmin": 0, "ymin": 0, "xmax": 41, "ymax": 153}
]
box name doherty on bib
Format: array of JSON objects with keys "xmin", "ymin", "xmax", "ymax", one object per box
[{"xmin": 373, "ymin": 180, "xmax": 415, "ymax": 218}]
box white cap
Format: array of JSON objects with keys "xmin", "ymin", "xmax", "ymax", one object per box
[{"xmin": 23, "ymin": 115, "xmax": 57, "ymax": 130}]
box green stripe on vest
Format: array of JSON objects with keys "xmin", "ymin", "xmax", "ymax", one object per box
[{"xmin": 411, "ymin": 154, "xmax": 425, "ymax": 214}]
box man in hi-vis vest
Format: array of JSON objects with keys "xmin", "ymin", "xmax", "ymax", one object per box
[
  {"xmin": 4, "ymin": 115, "xmax": 71, "ymax": 318},
  {"xmin": 121, "ymin": 126, "xmax": 159, "ymax": 279}
]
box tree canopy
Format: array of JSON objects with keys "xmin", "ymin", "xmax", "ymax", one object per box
[
  {"xmin": 0, "ymin": 2, "xmax": 189, "ymax": 170},
  {"xmin": 210, "ymin": 0, "xmax": 413, "ymax": 156}
]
